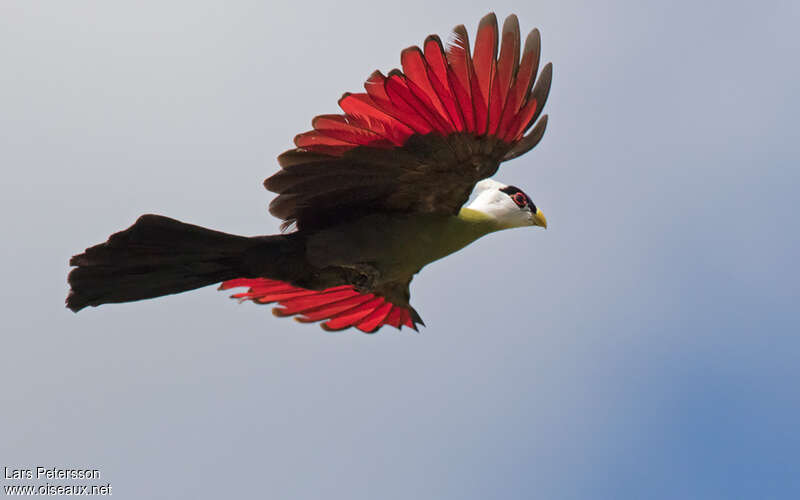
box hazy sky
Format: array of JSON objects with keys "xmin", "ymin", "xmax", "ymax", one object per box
[{"xmin": 2, "ymin": 1, "xmax": 798, "ymax": 499}]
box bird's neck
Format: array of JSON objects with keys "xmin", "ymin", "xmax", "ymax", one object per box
[
  {"xmin": 417, "ymin": 207, "xmax": 503, "ymax": 260},
  {"xmin": 383, "ymin": 209, "xmax": 500, "ymax": 274},
  {"xmin": 456, "ymin": 207, "xmax": 503, "ymax": 235}
]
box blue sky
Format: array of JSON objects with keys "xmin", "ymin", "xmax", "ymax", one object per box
[{"xmin": 1, "ymin": 1, "xmax": 798, "ymax": 499}]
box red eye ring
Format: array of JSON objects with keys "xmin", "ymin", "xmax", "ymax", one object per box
[{"xmin": 512, "ymin": 192, "xmax": 527, "ymax": 208}]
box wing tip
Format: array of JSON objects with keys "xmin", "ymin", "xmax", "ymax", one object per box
[{"xmin": 478, "ymin": 12, "xmax": 498, "ymax": 29}]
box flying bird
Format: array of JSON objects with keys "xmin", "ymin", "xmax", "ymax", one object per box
[{"xmin": 66, "ymin": 13, "xmax": 552, "ymax": 332}]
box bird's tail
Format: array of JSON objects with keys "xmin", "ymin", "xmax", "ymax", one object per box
[{"xmin": 66, "ymin": 214, "xmax": 289, "ymax": 312}]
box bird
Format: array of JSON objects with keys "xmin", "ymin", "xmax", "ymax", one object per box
[{"xmin": 66, "ymin": 12, "xmax": 552, "ymax": 333}]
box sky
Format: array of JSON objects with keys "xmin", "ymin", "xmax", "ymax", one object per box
[{"xmin": 1, "ymin": 0, "xmax": 798, "ymax": 499}]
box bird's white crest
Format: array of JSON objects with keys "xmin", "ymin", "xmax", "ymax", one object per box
[
  {"xmin": 473, "ymin": 178, "xmax": 507, "ymax": 194},
  {"xmin": 466, "ymin": 179, "xmax": 536, "ymax": 229}
]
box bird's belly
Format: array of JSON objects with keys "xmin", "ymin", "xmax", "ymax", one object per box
[{"xmin": 306, "ymin": 214, "xmax": 482, "ymax": 283}]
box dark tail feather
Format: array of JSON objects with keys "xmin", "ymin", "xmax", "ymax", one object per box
[{"xmin": 67, "ymin": 214, "xmax": 258, "ymax": 312}]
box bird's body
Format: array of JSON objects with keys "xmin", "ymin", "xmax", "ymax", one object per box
[
  {"xmin": 67, "ymin": 13, "xmax": 553, "ymax": 332},
  {"xmin": 307, "ymin": 209, "xmax": 496, "ymax": 283}
]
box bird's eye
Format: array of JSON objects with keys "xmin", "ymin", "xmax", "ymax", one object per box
[{"xmin": 512, "ymin": 192, "xmax": 527, "ymax": 208}]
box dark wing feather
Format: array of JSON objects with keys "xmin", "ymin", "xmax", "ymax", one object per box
[{"xmin": 265, "ymin": 13, "xmax": 552, "ymax": 231}]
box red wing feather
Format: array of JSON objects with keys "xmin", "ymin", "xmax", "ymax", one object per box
[
  {"xmin": 337, "ymin": 92, "xmax": 413, "ymax": 146},
  {"xmin": 423, "ymin": 35, "xmax": 465, "ymax": 131},
  {"xmin": 220, "ymin": 278, "xmax": 419, "ymax": 333},
  {"xmin": 311, "ymin": 115, "xmax": 392, "ymax": 148},
  {"xmin": 355, "ymin": 302, "xmax": 395, "ymax": 332},
  {"xmin": 295, "ymin": 14, "xmax": 548, "ymax": 158},
  {"xmin": 490, "ymin": 15, "xmax": 520, "ymax": 134},
  {"xmin": 400, "ymin": 47, "xmax": 454, "ymax": 131},
  {"xmin": 294, "ymin": 130, "xmax": 355, "ymax": 148},
  {"xmin": 383, "ymin": 71, "xmax": 438, "ymax": 134},
  {"xmin": 473, "ymin": 14, "xmax": 498, "ymax": 107},
  {"xmin": 366, "ymin": 71, "xmax": 432, "ymax": 134},
  {"xmin": 446, "ymin": 24, "xmax": 477, "ymax": 133},
  {"xmin": 496, "ymin": 28, "xmax": 540, "ymax": 139},
  {"xmin": 472, "ymin": 13, "xmax": 498, "ymax": 135}
]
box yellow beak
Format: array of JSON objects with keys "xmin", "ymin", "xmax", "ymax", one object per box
[{"xmin": 533, "ymin": 209, "xmax": 547, "ymax": 229}]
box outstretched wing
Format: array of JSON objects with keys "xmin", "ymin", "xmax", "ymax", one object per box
[
  {"xmin": 220, "ymin": 277, "xmax": 423, "ymax": 333},
  {"xmin": 265, "ymin": 13, "xmax": 552, "ymax": 231}
]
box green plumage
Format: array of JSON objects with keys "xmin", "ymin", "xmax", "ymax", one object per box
[{"xmin": 306, "ymin": 208, "xmax": 502, "ymax": 283}]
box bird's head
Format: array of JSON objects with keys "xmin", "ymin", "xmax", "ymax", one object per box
[{"xmin": 466, "ymin": 179, "xmax": 547, "ymax": 230}]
